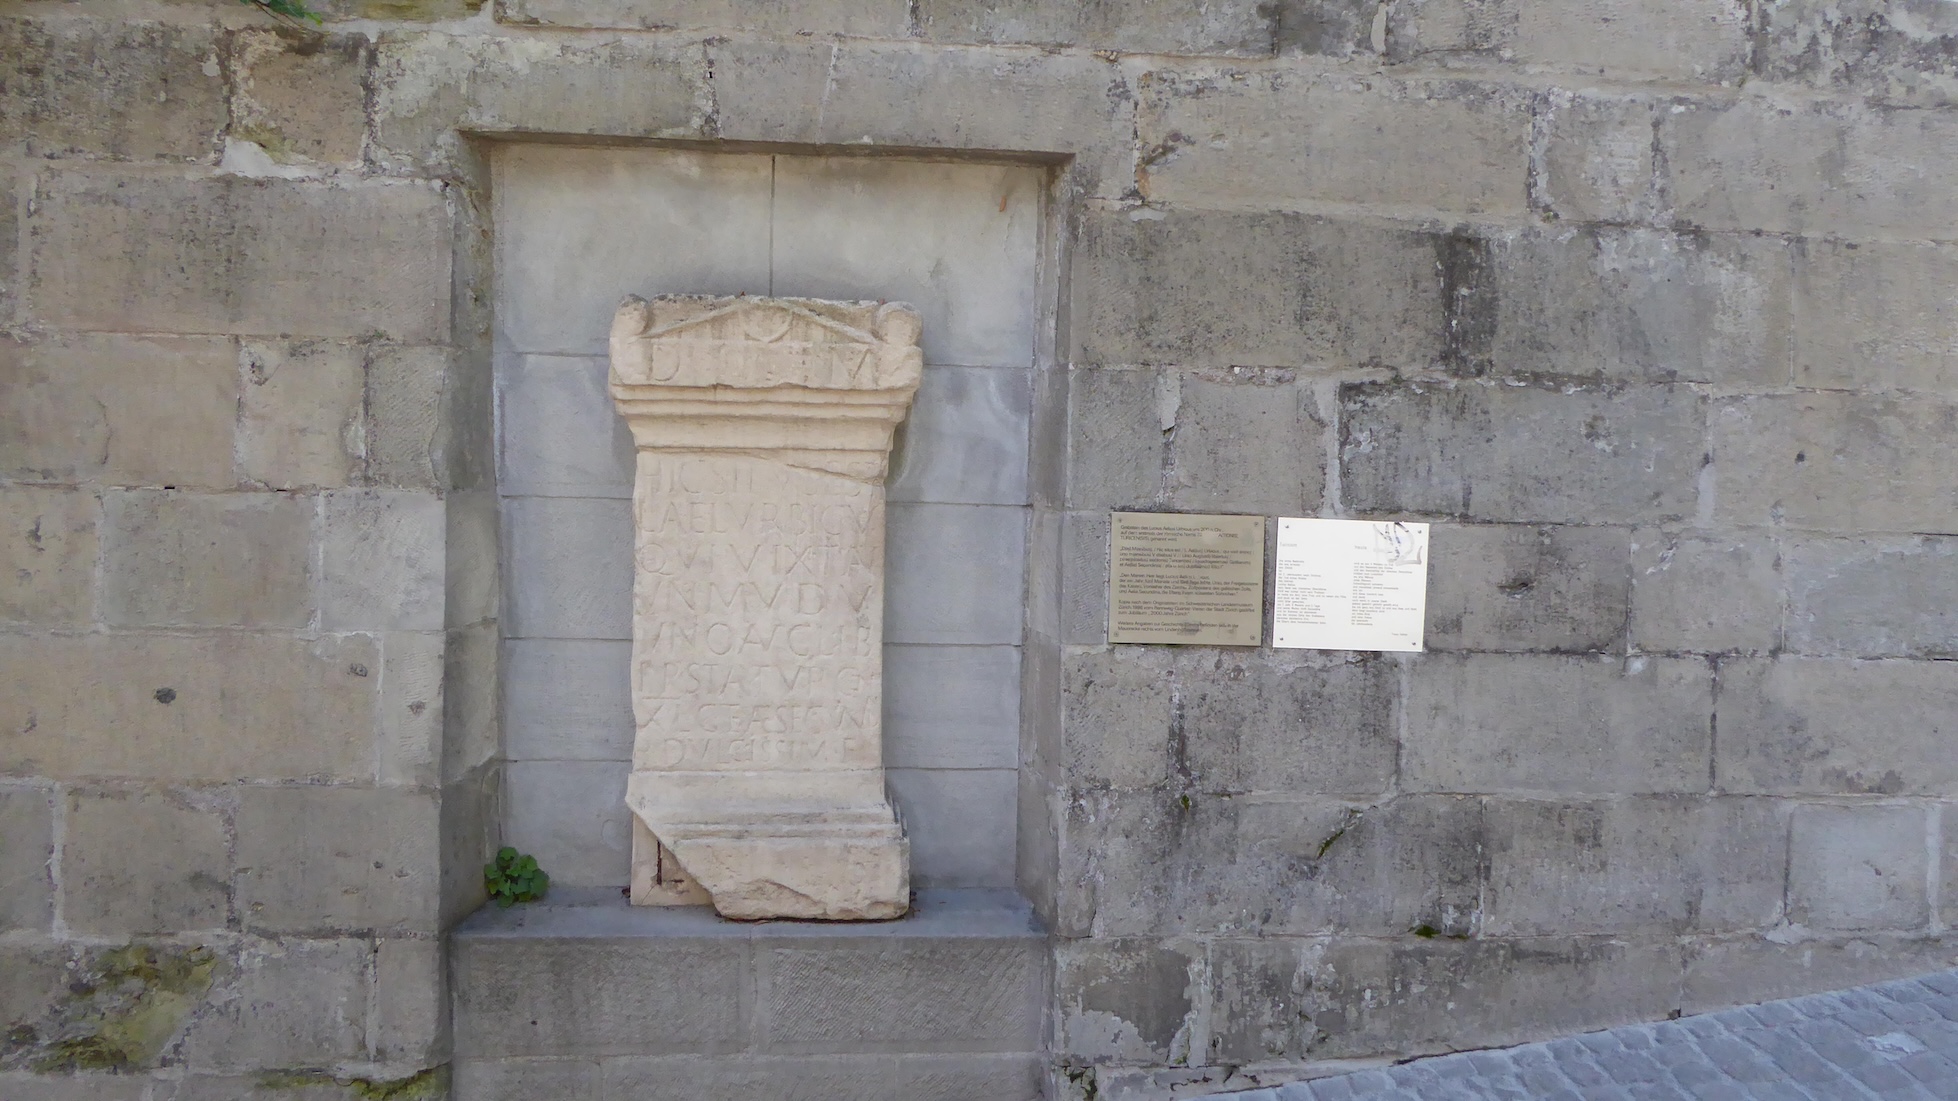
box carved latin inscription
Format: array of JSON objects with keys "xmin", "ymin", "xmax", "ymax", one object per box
[{"xmin": 610, "ymin": 295, "xmax": 921, "ymax": 921}]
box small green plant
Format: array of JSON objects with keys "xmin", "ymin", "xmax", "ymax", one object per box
[
  {"xmin": 484, "ymin": 847, "xmax": 549, "ymax": 908},
  {"xmin": 235, "ymin": 0, "xmax": 325, "ymax": 25}
]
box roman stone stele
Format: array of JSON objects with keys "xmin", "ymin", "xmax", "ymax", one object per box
[{"xmin": 609, "ymin": 293, "xmax": 923, "ymax": 920}]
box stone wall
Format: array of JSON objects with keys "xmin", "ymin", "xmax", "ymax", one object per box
[{"xmin": 1, "ymin": 0, "xmax": 1955, "ymax": 1098}]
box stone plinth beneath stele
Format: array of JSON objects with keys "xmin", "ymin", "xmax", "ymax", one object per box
[{"xmin": 609, "ymin": 293, "xmax": 922, "ymax": 921}]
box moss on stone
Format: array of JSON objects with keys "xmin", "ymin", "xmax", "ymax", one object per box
[{"xmin": 8, "ymin": 944, "xmax": 221, "ymax": 1073}]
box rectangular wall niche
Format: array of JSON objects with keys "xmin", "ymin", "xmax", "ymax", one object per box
[{"xmin": 492, "ymin": 146, "xmax": 1040, "ymax": 890}]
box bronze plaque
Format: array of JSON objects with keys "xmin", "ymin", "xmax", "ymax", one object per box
[{"xmin": 1108, "ymin": 512, "xmax": 1267, "ymax": 646}]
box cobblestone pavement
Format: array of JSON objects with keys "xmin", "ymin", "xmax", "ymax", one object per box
[{"xmin": 1213, "ymin": 971, "xmax": 1958, "ymax": 1100}]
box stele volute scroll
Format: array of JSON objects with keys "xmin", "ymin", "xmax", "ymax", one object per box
[{"xmin": 608, "ymin": 293, "xmax": 922, "ymax": 920}]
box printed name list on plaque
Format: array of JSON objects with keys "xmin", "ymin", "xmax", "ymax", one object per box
[
  {"xmin": 1108, "ymin": 512, "xmax": 1266, "ymax": 646},
  {"xmin": 1272, "ymin": 518, "xmax": 1430, "ymax": 652}
]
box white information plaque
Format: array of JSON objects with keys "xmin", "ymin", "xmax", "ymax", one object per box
[{"xmin": 1272, "ymin": 518, "xmax": 1430, "ymax": 652}]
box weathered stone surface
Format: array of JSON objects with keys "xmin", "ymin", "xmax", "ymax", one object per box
[
  {"xmin": 1795, "ymin": 239, "xmax": 1958, "ymax": 394},
  {"xmin": 888, "ymin": 367, "xmax": 1033, "ymax": 508},
  {"xmin": 1066, "ymin": 367, "xmax": 1168, "ymax": 511},
  {"xmin": 235, "ymin": 787, "xmax": 439, "ymax": 933},
  {"xmin": 0, "ymin": 19, "xmax": 224, "ymax": 161},
  {"xmin": 0, "ymin": 1073, "xmax": 149, "ymax": 1101},
  {"xmin": 1711, "ymin": 393, "xmax": 1958, "ymax": 533},
  {"xmin": 1061, "ymin": 510, "xmax": 1113, "ymax": 646},
  {"xmin": 502, "ymin": 0, "xmax": 907, "ymax": 33},
  {"xmin": 178, "ymin": 938, "xmax": 369, "ymax": 1071},
  {"xmin": 1167, "ymin": 371, "xmax": 1326, "ymax": 516},
  {"xmin": 0, "ymin": 168, "xmax": 16, "ymax": 323},
  {"xmin": 885, "ymin": 503, "xmax": 1027, "ymax": 645},
  {"xmin": 503, "ymin": 495, "xmax": 632, "ymax": 640},
  {"xmin": 1404, "ymin": 653, "xmax": 1713, "ymax": 793},
  {"xmin": 1629, "ymin": 528, "xmax": 1781, "ymax": 654},
  {"xmin": 237, "ymin": 340, "xmax": 363, "ymax": 490},
  {"xmin": 1175, "ymin": 650, "xmax": 1398, "ymax": 796},
  {"xmin": 504, "ymin": 638, "xmax": 634, "ymax": 762},
  {"xmin": 365, "ymin": 345, "xmax": 449, "ymax": 490},
  {"xmin": 0, "ymin": 632, "xmax": 377, "ymax": 781},
  {"xmin": 1682, "ymin": 935, "xmax": 1958, "ymax": 1013},
  {"xmin": 320, "ymin": 490, "xmax": 445, "ymax": 632},
  {"xmin": 29, "ymin": 172, "xmax": 450, "ymax": 342},
  {"xmin": 1787, "ymin": 535, "xmax": 1958, "ymax": 658},
  {"xmin": 887, "ymin": 768, "xmax": 1018, "ymax": 888},
  {"xmin": 1137, "ymin": 71, "xmax": 1530, "ymax": 215},
  {"xmin": 62, "ymin": 788, "xmax": 230, "ymax": 935},
  {"xmin": 1204, "ymin": 938, "xmax": 1315, "ymax": 1065},
  {"xmin": 227, "ymin": 30, "xmax": 370, "ymax": 167},
  {"xmin": 1484, "ymin": 796, "xmax": 1786, "ymax": 935},
  {"xmin": 1426, "ymin": 523, "xmax": 1631, "ymax": 652},
  {"xmin": 1716, "ymin": 657, "xmax": 1958, "ymax": 795},
  {"xmin": 1341, "ymin": 380, "xmax": 1705, "ymax": 524},
  {"xmin": 0, "ymin": 487, "xmax": 96, "ymax": 627},
  {"xmin": 885, "ymin": 645, "xmax": 1020, "ymax": 770},
  {"xmin": 759, "ymin": 939, "xmax": 1045, "ymax": 1050},
  {"xmin": 377, "ymin": 630, "xmax": 443, "ymax": 788},
  {"xmin": 441, "ymin": 621, "xmax": 498, "ymax": 785},
  {"xmin": 100, "ymin": 491, "xmax": 313, "ymax": 629},
  {"xmin": 1537, "ymin": 93, "xmax": 1667, "ymax": 225},
  {"xmin": 0, "ymin": 334, "xmax": 236, "ymax": 488},
  {"xmin": 1063, "ymin": 647, "xmax": 1175, "ymax": 791},
  {"xmin": 0, "ymin": 787, "xmax": 54, "ymax": 931},
  {"xmin": 1758, "ymin": 0, "xmax": 1958, "ymax": 106},
  {"xmin": 1788, "ymin": 803, "xmax": 1931, "ymax": 931},
  {"xmin": 503, "ymin": 759, "xmax": 631, "ymax": 888},
  {"xmin": 898, "ymin": 1054, "xmax": 1043, "ymax": 1101},
  {"xmin": 918, "ymin": 0, "xmax": 1277, "ymax": 55},
  {"xmin": 1388, "ymin": 0, "xmax": 1751, "ymax": 79},
  {"xmin": 1071, "ymin": 207, "xmax": 1448, "ymax": 369},
  {"xmin": 1055, "ymin": 939, "xmax": 1201, "ymax": 1063}
]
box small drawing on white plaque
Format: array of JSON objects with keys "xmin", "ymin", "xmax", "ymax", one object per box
[{"xmin": 1272, "ymin": 518, "xmax": 1430, "ymax": 652}]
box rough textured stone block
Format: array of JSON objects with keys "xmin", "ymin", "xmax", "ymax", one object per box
[
  {"xmin": 1537, "ymin": 93, "xmax": 1666, "ymax": 225},
  {"xmin": 1629, "ymin": 529, "xmax": 1781, "ymax": 654},
  {"xmin": 1795, "ymin": 239, "xmax": 1958, "ymax": 394},
  {"xmin": 0, "ymin": 19, "xmax": 224, "ymax": 160},
  {"xmin": 442, "ymin": 621, "xmax": 498, "ymax": 785},
  {"xmin": 0, "ymin": 787, "xmax": 54, "ymax": 931},
  {"xmin": 503, "ymin": 638, "xmax": 634, "ymax": 762},
  {"xmin": 30, "ymin": 172, "xmax": 450, "ymax": 342},
  {"xmin": 238, "ymin": 340, "xmax": 363, "ymax": 490},
  {"xmin": 501, "ymin": 0, "xmax": 906, "ymax": 32},
  {"xmin": 62, "ymin": 788, "xmax": 230, "ymax": 935},
  {"xmin": 504, "ymin": 760, "xmax": 631, "ymax": 888},
  {"xmin": 370, "ymin": 938, "xmax": 441, "ymax": 1062},
  {"xmin": 1063, "ymin": 647, "xmax": 1175, "ymax": 790},
  {"xmin": 0, "ymin": 487, "xmax": 96, "ymax": 626},
  {"xmin": 101, "ymin": 491, "xmax": 312, "ymax": 629},
  {"xmin": 227, "ymin": 30, "xmax": 369, "ymax": 167},
  {"xmin": 443, "ymin": 489, "xmax": 498, "ymax": 628},
  {"xmin": 1489, "ymin": 228, "xmax": 1793, "ymax": 388},
  {"xmin": 1787, "ymin": 535, "xmax": 1958, "ymax": 658},
  {"xmin": 235, "ymin": 786, "xmax": 439, "ymax": 933},
  {"xmin": 320, "ymin": 489, "xmax": 445, "ymax": 631},
  {"xmin": 598, "ymin": 1055, "xmax": 902, "ymax": 1101},
  {"xmin": 1404, "ymin": 653, "xmax": 1713, "ymax": 794},
  {"xmin": 1071, "ymin": 208, "xmax": 1448, "ymax": 370},
  {"xmin": 1426, "ymin": 524, "xmax": 1630, "ymax": 652},
  {"xmin": 1137, "ymin": 71, "xmax": 1530, "ymax": 215},
  {"xmin": 1061, "ymin": 510, "xmax": 1111, "ymax": 646},
  {"xmin": 453, "ymin": 1059, "xmax": 602, "ymax": 1101},
  {"xmin": 1788, "ymin": 804, "xmax": 1930, "ymax": 931},
  {"xmin": 885, "ymin": 645, "xmax": 1020, "ymax": 770},
  {"xmin": 1945, "ymin": 807, "xmax": 1958, "ymax": 926},
  {"xmin": 917, "ymin": 0, "xmax": 1277, "ymax": 55},
  {"xmin": 1484, "ymin": 796, "xmax": 1786, "ymax": 935},
  {"xmin": 898, "ymin": 1054, "xmax": 1043, "ymax": 1101},
  {"xmin": 0, "ymin": 632, "xmax": 377, "ymax": 781},
  {"xmin": 885, "ymin": 503, "xmax": 1027, "ymax": 645},
  {"xmin": 1395, "ymin": 0, "xmax": 1750, "ymax": 79},
  {"xmin": 378, "ymin": 630, "xmax": 443, "ymax": 788},
  {"xmin": 1716, "ymin": 658, "xmax": 1958, "ymax": 795},
  {"xmin": 1176, "ymin": 650, "xmax": 1398, "ymax": 796},
  {"xmin": 1066, "ymin": 367, "xmax": 1168, "ymax": 511},
  {"xmin": 365, "ymin": 345, "xmax": 450, "ymax": 491},
  {"xmin": 502, "ymin": 495, "xmax": 632, "ymax": 640},
  {"xmin": 759, "ymin": 938, "xmax": 1045, "ymax": 1051},
  {"xmin": 1341, "ymin": 380, "xmax": 1705, "ymax": 524},
  {"xmin": 1711, "ymin": 393, "xmax": 1958, "ymax": 533},
  {"xmin": 0, "ymin": 334, "xmax": 236, "ymax": 488},
  {"xmin": 0, "ymin": 168, "xmax": 16, "ymax": 322},
  {"xmin": 1168, "ymin": 371, "xmax": 1326, "ymax": 516},
  {"xmin": 1055, "ymin": 939, "xmax": 1200, "ymax": 1063},
  {"xmin": 453, "ymin": 936, "xmax": 747, "ymax": 1056},
  {"xmin": 1205, "ymin": 938, "xmax": 1314, "ymax": 1065},
  {"xmin": 889, "ymin": 367, "xmax": 1033, "ymax": 507},
  {"xmin": 179, "ymin": 938, "xmax": 369, "ymax": 1071},
  {"xmin": 888, "ymin": 767, "xmax": 1018, "ymax": 888},
  {"xmin": 1680, "ymin": 934, "xmax": 1958, "ymax": 1014},
  {"xmin": 0, "ymin": 1073, "xmax": 149, "ymax": 1101},
  {"xmin": 1756, "ymin": 0, "xmax": 1958, "ymax": 107}
]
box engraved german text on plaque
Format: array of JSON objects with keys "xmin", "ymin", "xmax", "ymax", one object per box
[{"xmin": 1108, "ymin": 512, "xmax": 1266, "ymax": 646}]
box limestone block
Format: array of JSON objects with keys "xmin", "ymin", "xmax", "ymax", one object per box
[
  {"xmin": 320, "ymin": 489, "xmax": 446, "ymax": 632},
  {"xmin": 500, "ymin": 0, "xmax": 906, "ymax": 32},
  {"xmin": 1426, "ymin": 524, "xmax": 1631, "ymax": 653},
  {"xmin": 453, "ymin": 1059, "xmax": 601, "ymax": 1101},
  {"xmin": 1403, "ymin": 653, "xmax": 1713, "ymax": 794},
  {"xmin": 1204, "ymin": 939, "xmax": 1314, "ymax": 1065},
  {"xmin": 0, "ymin": 487, "xmax": 97, "ymax": 626},
  {"xmin": 63, "ymin": 788, "xmax": 229, "ymax": 935},
  {"xmin": 888, "ymin": 768, "xmax": 1017, "ymax": 888},
  {"xmin": 1789, "ymin": 804, "xmax": 1931, "ymax": 931},
  {"xmin": 235, "ymin": 787, "xmax": 440, "ymax": 933},
  {"xmin": 1944, "ymin": 808, "xmax": 1958, "ymax": 926},
  {"xmin": 0, "ymin": 19, "xmax": 224, "ymax": 161},
  {"xmin": 380, "ymin": 630, "xmax": 444, "ymax": 788},
  {"xmin": 1054, "ymin": 938, "xmax": 1200, "ymax": 1063},
  {"xmin": 885, "ymin": 503, "xmax": 1027, "ymax": 645},
  {"xmin": 1061, "ymin": 510, "xmax": 1112, "ymax": 646},
  {"xmin": 451, "ymin": 938, "xmax": 747, "ymax": 1057},
  {"xmin": 1489, "ymin": 228, "xmax": 1794, "ymax": 388},
  {"xmin": 504, "ymin": 760, "xmax": 630, "ymax": 888},
  {"xmin": 443, "ymin": 489, "xmax": 499, "ymax": 628},
  {"xmin": 0, "ymin": 632, "xmax": 378, "ymax": 782},
  {"xmin": 598, "ymin": 1056, "xmax": 903, "ymax": 1101},
  {"xmin": 1174, "ymin": 650, "xmax": 1398, "ymax": 796},
  {"xmin": 1787, "ymin": 535, "xmax": 1958, "ymax": 658},
  {"xmin": 898, "ymin": 1055, "xmax": 1044, "ymax": 1101},
  {"xmin": 884, "ymin": 645, "xmax": 1020, "ymax": 769},
  {"xmin": 504, "ymin": 639, "xmax": 634, "ymax": 762},
  {"xmin": 1757, "ymin": 0, "xmax": 1958, "ymax": 107},
  {"xmin": 1680, "ymin": 934, "xmax": 1958, "ymax": 1014},
  {"xmin": 237, "ymin": 340, "xmax": 363, "ymax": 490},
  {"xmin": 227, "ymin": 30, "xmax": 370, "ymax": 168},
  {"xmin": 609, "ymin": 295, "xmax": 921, "ymax": 920},
  {"xmin": 1795, "ymin": 239, "xmax": 1958, "ymax": 394},
  {"xmin": 502, "ymin": 495, "xmax": 633, "ymax": 640},
  {"xmin": 0, "ymin": 168, "xmax": 16, "ymax": 323},
  {"xmin": 442, "ymin": 621, "xmax": 499, "ymax": 785},
  {"xmin": 917, "ymin": 0, "xmax": 1278, "ymax": 55},
  {"xmin": 1071, "ymin": 207, "xmax": 1448, "ymax": 370},
  {"xmin": 758, "ymin": 938, "xmax": 1046, "ymax": 1051},
  {"xmin": 1063, "ymin": 647, "xmax": 1175, "ymax": 791},
  {"xmin": 1066, "ymin": 367, "xmax": 1168, "ymax": 511},
  {"xmin": 1629, "ymin": 528, "xmax": 1781, "ymax": 654},
  {"xmin": 29, "ymin": 171, "xmax": 450, "ymax": 342},
  {"xmin": 1168, "ymin": 371, "xmax": 1326, "ymax": 517},
  {"xmin": 100, "ymin": 491, "xmax": 312, "ymax": 629},
  {"xmin": 0, "ymin": 334, "xmax": 236, "ymax": 488},
  {"xmin": 0, "ymin": 1073, "xmax": 148, "ymax": 1101},
  {"xmin": 1710, "ymin": 393, "xmax": 1958, "ymax": 533},
  {"xmin": 499, "ymin": 355, "xmax": 635, "ymax": 497},
  {"xmin": 887, "ymin": 367, "xmax": 1033, "ymax": 507},
  {"xmin": 1483, "ymin": 796, "xmax": 1787, "ymax": 936},
  {"xmin": 1137, "ymin": 70, "xmax": 1530, "ymax": 216},
  {"xmin": 0, "ymin": 787, "xmax": 54, "ymax": 931},
  {"xmin": 491, "ymin": 147, "xmax": 770, "ymax": 357},
  {"xmin": 1341, "ymin": 380, "xmax": 1705, "ymax": 524},
  {"xmin": 1399, "ymin": 0, "xmax": 1751, "ymax": 80},
  {"xmin": 1536, "ymin": 94, "xmax": 1667, "ymax": 225},
  {"xmin": 178, "ymin": 938, "xmax": 369, "ymax": 1071},
  {"xmin": 1717, "ymin": 658, "xmax": 1958, "ymax": 795},
  {"xmin": 365, "ymin": 345, "xmax": 450, "ymax": 491}
]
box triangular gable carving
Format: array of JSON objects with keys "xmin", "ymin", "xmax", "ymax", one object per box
[{"xmin": 643, "ymin": 300, "xmax": 882, "ymax": 347}]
